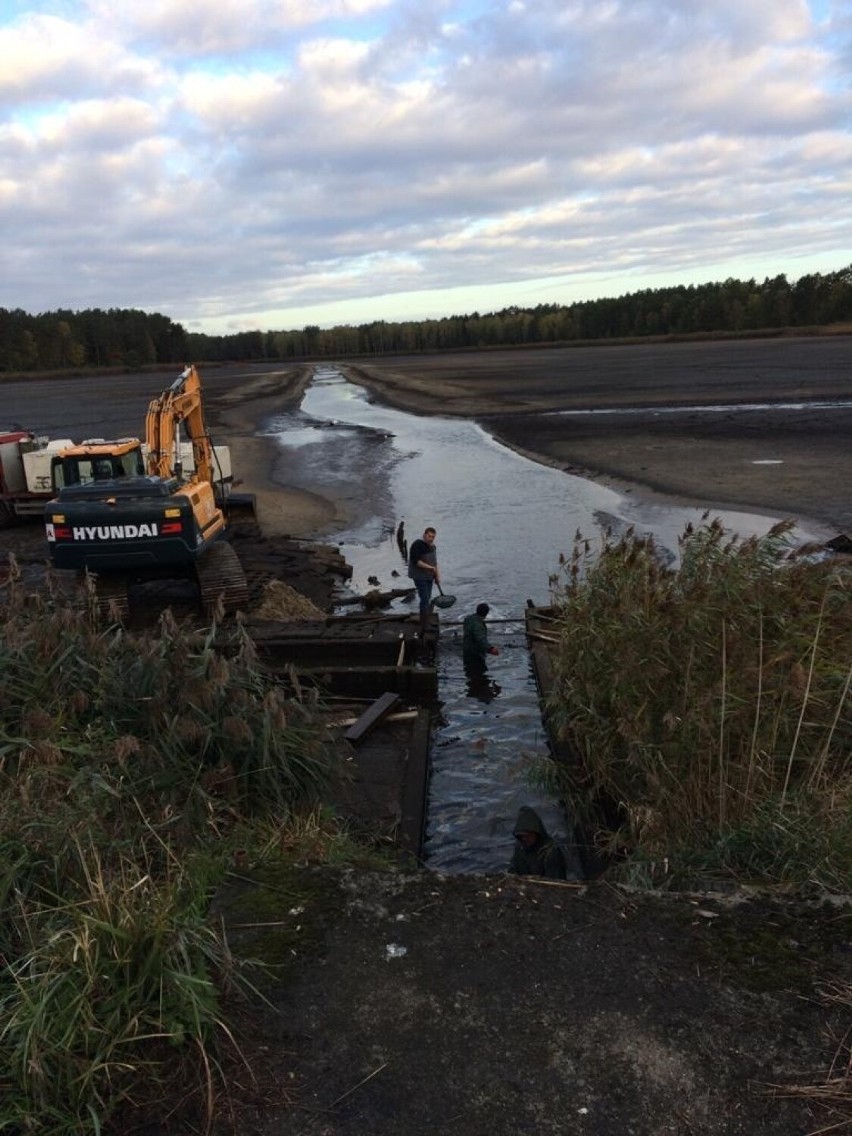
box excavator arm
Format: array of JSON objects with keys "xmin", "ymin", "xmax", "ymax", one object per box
[{"xmin": 145, "ymin": 365, "xmax": 215, "ymax": 484}]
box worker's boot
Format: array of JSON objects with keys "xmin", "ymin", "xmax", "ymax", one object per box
[{"xmin": 419, "ymin": 609, "xmax": 430, "ymax": 639}]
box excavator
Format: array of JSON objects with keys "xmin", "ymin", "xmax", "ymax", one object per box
[{"xmin": 44, "ymin": 365, "xmax": 253, "ymax": 619}]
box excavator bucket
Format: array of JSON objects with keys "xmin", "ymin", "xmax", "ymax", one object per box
[{"xmin": 225, "ymin": 492, "xmax": 258, "ymax": 524}]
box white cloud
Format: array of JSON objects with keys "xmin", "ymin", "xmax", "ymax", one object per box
[{"xmin": 0, "ymin": 13, "xmax": 158, "ymax": 108}]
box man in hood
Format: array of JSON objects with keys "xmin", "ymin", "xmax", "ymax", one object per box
[{"xmin": 509, "ymin": 805, "xmax": 582, "ymax": 880}]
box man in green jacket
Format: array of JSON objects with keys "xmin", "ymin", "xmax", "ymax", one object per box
[{"xmin": 462, "ymin": 603, "xmax": 499, "ymax": 671}]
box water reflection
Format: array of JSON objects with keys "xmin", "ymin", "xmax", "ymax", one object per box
[{"xmin": 267, "ymin": 367, "xmax": 827, "ymax": 874}]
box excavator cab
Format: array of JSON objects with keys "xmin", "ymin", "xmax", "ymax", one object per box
[{"xmin": 51, "ymin": 440, "xmax": 145, "ymax": 489}]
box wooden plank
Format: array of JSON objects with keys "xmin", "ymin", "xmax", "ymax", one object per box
[
  {"xmin": 526, "ymin": 630, "xmax": 561, "ymax": 644},
  {"xmin": 343, "ymin": 691, "xmax": 402, "ymax": 744},
  {"xmin": 333, "ymin": 710, "xmax": 419, "ymax": 728}
]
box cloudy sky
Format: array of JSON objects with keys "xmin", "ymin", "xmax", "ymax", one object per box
[{"xmin": 2, "ymin": 0, "xmax": 850, "ymax": 334}]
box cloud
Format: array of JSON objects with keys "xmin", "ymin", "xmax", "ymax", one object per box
[
  {"xmin": 0, "ymin": 0, "xmax": 849, "ymax": 330},
  {"xmin": 83, "ymin": 0, "xmax": 394, "ymax": 55}
]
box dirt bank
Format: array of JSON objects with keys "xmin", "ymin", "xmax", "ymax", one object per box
[{"xmin": 0, "ymin": 363, "xmax": 342, "ymax": 542}]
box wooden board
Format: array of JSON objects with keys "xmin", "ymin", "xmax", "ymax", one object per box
[{"xmin": 343, "ymin": 691, "xmax": 402, "ymax": 744}]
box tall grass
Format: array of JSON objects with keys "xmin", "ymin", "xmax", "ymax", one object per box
[
  {"xmin": 0, "ymin": 563, "xmax": 343, "ymax": 1132},
  {"xmin": 545, "ymin": 518, "xmax": 852, "ymax": 889},
  {"xmin": 0, "ymin": 842, "xmax": 243, "ymax": 1135}
]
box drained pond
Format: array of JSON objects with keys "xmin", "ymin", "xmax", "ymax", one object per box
[{"xmin": 263, "ymin": 366, "xmax": 824, "ymax": 873}]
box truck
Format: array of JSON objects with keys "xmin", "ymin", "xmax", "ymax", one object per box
[
  {"xmin": 43, "ymin": 365, "xmax": 254, "ymax": 620},
  {"xmin": 0, "ymin": 429, "xmax": 76, "ymax": 525},
  {"xmin": 1, "ymin": 430, "xmax": 234, "ymax": 524}
]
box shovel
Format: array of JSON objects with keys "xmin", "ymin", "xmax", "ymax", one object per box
[{"xmin": 431, "ymin": 581, "xmax": 457, "ymax": 610}]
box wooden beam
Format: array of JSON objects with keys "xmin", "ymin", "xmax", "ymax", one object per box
[
  {"xmin": 333, "ymin": 710, "xmax": 419, "ymax": 728},
  {"xmin": 343, "ymin": 691, "xmax": 402, "ymax": 744},
  {"xmin": 526, "ymin": 630, "xmax": 561, "ymax": 644}
]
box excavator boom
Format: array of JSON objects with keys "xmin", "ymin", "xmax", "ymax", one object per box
[{"xmin": 145, "ymin": 365, "xmax": 215, "ymax": 485}]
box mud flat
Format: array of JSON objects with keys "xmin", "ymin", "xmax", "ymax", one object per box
[
  {"xmin": 345, "ymin": 335, "xmax": 852, "ymax": 535},
  {"xmin": 6, "ymin": 339, "xmax": 851, "ymax": 540}
]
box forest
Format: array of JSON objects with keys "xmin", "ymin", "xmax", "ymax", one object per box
[{"xmin": 1, "ymin": 266, "xmax": 850, "ymax": 374}]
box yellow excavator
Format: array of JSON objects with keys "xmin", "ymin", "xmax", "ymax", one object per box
[{"xmin": 44, "ymin": 365, "xmax": 253, "ymax": 619}]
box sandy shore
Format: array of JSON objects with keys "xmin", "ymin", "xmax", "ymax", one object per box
[{"xmin": 208, "ymin": 368, "xmax": 343, "ymax": 538}]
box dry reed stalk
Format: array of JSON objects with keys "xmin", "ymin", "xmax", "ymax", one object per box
[
  {"xmin": 744, "ymin": 615, "xmax": 765, "ymax": 805},
  {"xmin": 808, "ymin": 661, "xmax": 852, "ymax": 792},
  {"xmin": 718, "ymin": 619, "xmax": 727, "ymax": 828},
  {"xmin": 782, "ymin": 596, "xmax": 827, "ymax": 804}
]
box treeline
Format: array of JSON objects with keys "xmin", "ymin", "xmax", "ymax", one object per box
[
  {"xmin": 2, "ymin": 267, "xmax": 851, "ymax": 373},
  {"xmin": 188, "ymin": 266, "xmax": 852, "ymax": 360},
  {"xmin": 0, "ymin": 307, "xmax": 189, "ymax": 373}
]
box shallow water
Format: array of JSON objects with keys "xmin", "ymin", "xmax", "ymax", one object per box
[{"xmin": 264, "ymin": 366, "xmax": 826, "ymax": 874}]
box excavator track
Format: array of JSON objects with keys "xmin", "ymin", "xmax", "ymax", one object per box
[
  {"xmin": 196, "ymin": 540, "xmax": 250, "ymax": 618},
  {"xmin": 94, "ymin": 574, "xmax": 131, "ymax": 623}
]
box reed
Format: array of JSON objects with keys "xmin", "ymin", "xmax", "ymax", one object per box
[
  {"xmin": 0, "ymin": 840, "xmax": 247, "ymax": 1135},
  {"xmin": 545, "ymin": 518, "xmax": 852, "ymax": 888},
  {"xmin": 0, "ymin": 567, "xmax": 343, "ymax": 1131}
]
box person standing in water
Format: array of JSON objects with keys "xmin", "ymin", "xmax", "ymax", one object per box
[
  {"xmin": 408, "ymin": 526, "xmax": 439, "ymax": 637},
  {"xmin": 462, "ymin": 602, "xmax": 500, "ymax": 672}
]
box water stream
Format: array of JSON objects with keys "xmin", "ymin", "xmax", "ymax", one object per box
[{"xmin": 263, "ymin": 366, "xmax": 825, "ymax": 873}]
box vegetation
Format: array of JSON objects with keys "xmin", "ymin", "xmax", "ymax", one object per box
[
  {"xmin": 0, "ymin": 562, "xmax": 346, "ymax": 1134},
  {"xmin": 544, "ymin": 518, "xmax": 852, "ymax": 890},
  {"xmin": 2, "ymin": 265, "xmax": 850, "ymax": 373},
  {"xmin": 0, "ymin": 307, "xmax": 188, "ymax": 373}
]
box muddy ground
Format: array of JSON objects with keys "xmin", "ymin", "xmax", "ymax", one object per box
[
  {"xmin": 4, "ymin": 338, "xmax": 852, "ymax": 1134},
  {"xmin": 210, "ymin": 870, "xmax": 852, "ymax": 1136}
]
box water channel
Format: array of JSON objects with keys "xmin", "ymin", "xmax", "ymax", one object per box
[{"xmin": 263, "ymin": 366, "xmax": 824, "ymax": 873}]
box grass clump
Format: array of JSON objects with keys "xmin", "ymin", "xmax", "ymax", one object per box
[
  {"xmin": 0, "ymin": 564, "xmax": 347, "ymax": 1133},
  {"xmin": 545, "ymin": 517, "xmax": 852, "ymax": 890}
]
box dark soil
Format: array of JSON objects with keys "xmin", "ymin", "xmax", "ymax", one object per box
[{"xmin": 210, "ymin": 868, "xmax": 852, "ymax": 1136}]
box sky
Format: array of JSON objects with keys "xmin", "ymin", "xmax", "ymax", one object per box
[{"xmin": 1, "ymin": 0, "xmax": 850, "ymax": 335}]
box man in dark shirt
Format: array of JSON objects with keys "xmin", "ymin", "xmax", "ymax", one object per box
[{"xmin": 408, "ymin": 526, "xmax": 439, "ymax": 637}]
